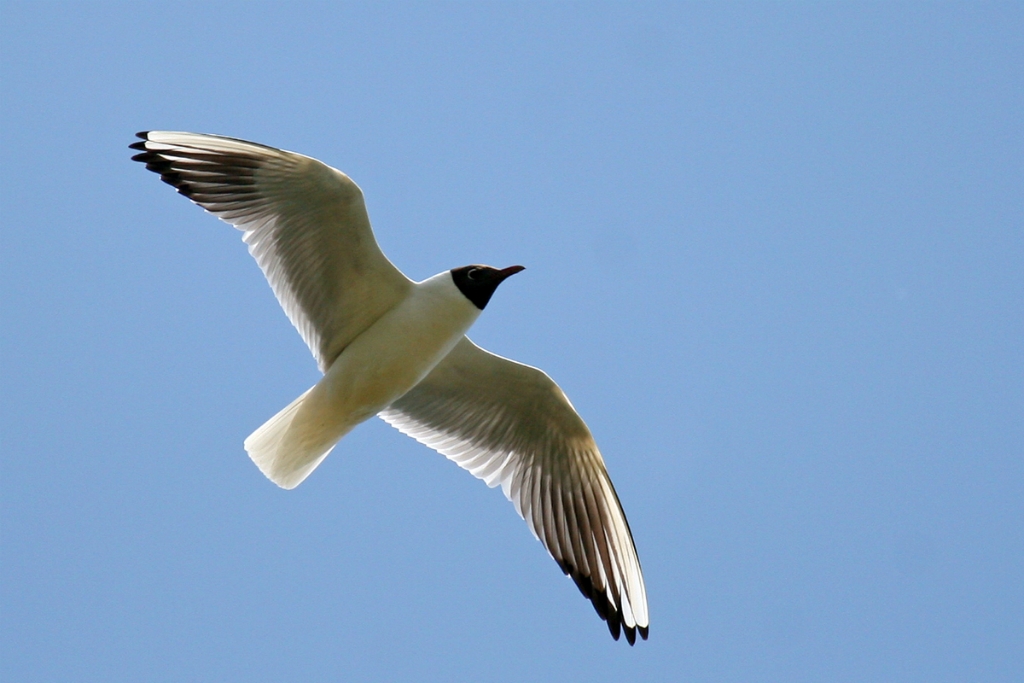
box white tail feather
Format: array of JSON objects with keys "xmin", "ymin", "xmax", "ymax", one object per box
[{"xmin": 244, "ymin": 385, "xmax": 341, "ymax": 490}]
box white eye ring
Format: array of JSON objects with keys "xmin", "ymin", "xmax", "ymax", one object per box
[{"xmin": 467, "ymin": 267, "xmax": 481, "ymax": 280}]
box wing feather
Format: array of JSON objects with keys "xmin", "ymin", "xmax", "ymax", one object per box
[
  {"xmin": 131, "ymin": 131, "xmax": 411, "ymax": 371},
  {"xmin": 379, "ymin": 337, "xmax": 648, "ymax": 642}
]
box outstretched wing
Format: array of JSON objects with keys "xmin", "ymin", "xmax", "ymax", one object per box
[
  {"xmin": 131, "ymin": 131, "xmax": 412, "ymax": 371},
  {"xmin": 380, "ymin": 338, "xmax": 649, "ymax": 643}
]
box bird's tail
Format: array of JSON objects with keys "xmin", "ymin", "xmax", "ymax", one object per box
[{"xmin": 244, "ymin": 384, "xmax": 343, "ymax": 490}]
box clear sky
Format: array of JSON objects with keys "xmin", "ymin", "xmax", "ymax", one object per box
[{"xmin": 1, "ymin": 3, "xmax": 1021, "ymax": 681}]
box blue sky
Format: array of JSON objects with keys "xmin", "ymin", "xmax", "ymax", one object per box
[{"xmin": 2, "ymin": 3, "xmax": 1021, "ymax": 681}]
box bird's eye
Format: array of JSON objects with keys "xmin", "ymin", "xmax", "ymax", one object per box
[{"xmin": 466, "ymin": 267, "xmax": 481, "ymax": 280}]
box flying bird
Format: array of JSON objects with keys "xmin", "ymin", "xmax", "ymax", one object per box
[{"xmin": 130, "ymin": 131, "xmax": 649, "ymax": 643}]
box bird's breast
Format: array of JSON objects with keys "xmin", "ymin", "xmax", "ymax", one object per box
[{"xmin": 314, "ymin": 276, "xmax": 481, "ymax": 427}]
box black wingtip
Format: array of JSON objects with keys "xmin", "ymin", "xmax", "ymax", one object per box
[
  {"xmin": 607, "ymin": 616, "xmax": 621, "ymax": 641},
  {"xmin": 563, "ymin": 564, "xmax": 645, "ymax": 645},
  {"xmin": 135, "ymin": 131, "xmax": 150, "ymax": 139}
]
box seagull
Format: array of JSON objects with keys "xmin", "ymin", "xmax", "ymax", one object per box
[{"xmin": 130, "ymin": 131, "xmax": 649, "ymax": 643}]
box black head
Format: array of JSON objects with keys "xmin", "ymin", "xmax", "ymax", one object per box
[{"xmin": 450, "ymin": 264, "xmax": 525, "ymax": 310}]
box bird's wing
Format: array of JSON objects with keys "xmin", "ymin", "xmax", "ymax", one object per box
[
  {"xmin": 131, "ymin": 131, "xmax": 412, "ymax": 371},
  {"xmin": 379, "ymin": 337, "xmax": 649, "ymax": 643}
]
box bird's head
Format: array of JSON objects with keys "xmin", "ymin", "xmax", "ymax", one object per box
[{"xmin": 450, "ymin": 264, "xmax": 525, "ymax": 310}]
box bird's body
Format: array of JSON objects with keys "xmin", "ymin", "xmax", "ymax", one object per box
[
  {"xmin": 131, "ymin": 131, "xmax": 649, "ymax": 643},
  {"xmin": 247, "ymin": 271, "xmax": 482, "ymax": 489}
]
